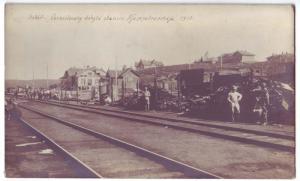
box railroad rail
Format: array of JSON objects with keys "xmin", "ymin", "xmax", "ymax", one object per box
[
  {"xmin": 38, "ymin": 99, "xmax": 295, "ymax": 139},
  {"xmin": 17, "ymin": 116, "xmax": 102, "ymax": 178},
  {"xmin": 18, "ymin": 103, "xmax": 221, "ymax": 179},
  {"xmin": 26, "ymin": 99, "xmax": 294, "ymax": 153}
]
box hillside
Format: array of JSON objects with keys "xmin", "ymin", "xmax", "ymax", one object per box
[{"xmin": 5, "ymin": 79, "xmax": 60, "ymax": 89}]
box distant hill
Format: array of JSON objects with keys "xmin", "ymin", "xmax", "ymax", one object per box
[{"xmin": 5, "ymin": 79, "xmax": 60, "ymax": 89}]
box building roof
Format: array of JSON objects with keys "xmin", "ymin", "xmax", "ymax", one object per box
[
  {"xmin": 137, "ymin": 62, "xmax": 219, "ymax": 77},
  {"xmin": 221, "ymin": 50, "xmax": 255, "ymax": 58},
  {"xmin": 222, "ymin": 53, "xmax": 234, "ymax": 57},
  {"xmin": 235, "ymin": 50, "xmax": 255, "ymax": 56},
  {"xmin": 205, "ymin": 57, "xmax": 218, "ymax": 63},
  {"xmin": 106, "ymin": 70, "xmax": 122, "ymax": 78},
  {"xmin": 95, "ymin": 68, "xmax": 106, "ymax": 74},
  {"xmin": 267, "ymin": 53, "xmax": 294, "ymax": 63},
  {"xmin": 118, "ymin": 68, "xmax": 140, "ymax": 78},
  {"xmin": 157, "ymin": 73, "xmax": 178, "ymax": 81},
  {"xmin": 106, "ymin": 68, "xmax": 140, "ymax": 78},
  {"xmin": 66, "ymin": 67, "xmax": 84, "ymax": 76},
  {"xmin": 66, "ymin": 66, "xmax": 106, "ymax": 77},
  {"xmin": 135, "ymin": 59, "xmax": 164, "ymax": 67}
]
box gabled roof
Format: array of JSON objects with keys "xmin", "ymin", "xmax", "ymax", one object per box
[
  {"xmin": 66, "ymin": 66, "xmax": 106, "ymax": 77},
  {"xmin": 135, "ymin": 59, "xmax": 164, "ymax": 67},
  {"xmin": 67, "ymin": 67, "xmax": 84, "ymax": 76},
  {"xmin": 267, "ymin": 53, "xmax": 294, "ymax": 62},
  {"xmin": 235, "ymin": 50, "xmax": 255, "ymax": 56},
  {"xmin": 221, "ymin": 50, "xmax": 255, "ymax": 57},
  {"xmin": 106, "ymin": 68, "xmax": 140, "ymax": 78},
  {"xmin": 222, "ymin": 53, "xmax": 234, "ymax": 57},
  {"xmin": 118, "ymin": 68, "xmax": 140, "ymax": 78},
  {"xmin": 106, "ymin": 70, "xmax": 122, "ymax": 78},
  {"xmin": 95, "ymin": 68, "xmax": 106, "ymax": 73}
]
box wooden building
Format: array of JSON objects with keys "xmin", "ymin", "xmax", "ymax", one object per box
[
  {"xmin": 105, "ymin": 68, "xmax": 140, "ymax": 101},
  {"xmin": 135, "ymin": 59, "xmax": 164, "ymax": 71},
  {"xmin": 218, "ymin": 51, "xmax": 255, "ymax": 64}
]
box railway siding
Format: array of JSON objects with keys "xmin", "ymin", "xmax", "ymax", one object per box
[
  {"xmin": 20, "ymin": 108, "xmax": 218, "ymax": 178},
  {"xmin": 25, "ymin": 101, "xmax": 294, "ymax": 152},
  {"xmin": 5, "ymin": 117, "xmax": 78, "ymax": 178},
  {"xmin": 18, "ymin": 101, "xmax": 295, "ymax": 178}
]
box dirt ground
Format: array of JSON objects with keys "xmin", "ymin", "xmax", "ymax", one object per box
[{"xmin": 5, "ymin": 117, "xmax": 78, "ymax": 178}]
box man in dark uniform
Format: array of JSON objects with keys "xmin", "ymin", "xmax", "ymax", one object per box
[{"xmin": 252, "ymin": 83, "xmax": 270, "ymax": 125}]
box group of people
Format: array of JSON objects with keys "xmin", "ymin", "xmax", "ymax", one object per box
[
  {"xmin": 227, "ymin": 83, "xmax": 270, "ymax": 125},
  {"xmin": 5, "ymin": 98, "xmax": 21, "ymax": 121},
  {"xmin": 26, "ymin": 89, "xmax": 52, "ymax": 100},
  {"xmin": 142, "ymin": 83, "xmax": 271, "ymax": 125},
  {"xmin": 8, "ymin": 81, "xmax": 277, "ymax": 125}
]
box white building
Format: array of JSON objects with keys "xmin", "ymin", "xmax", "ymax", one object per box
[
  {"xmin": 77, "ymin": 69, "xmax": 101, "ymax": 91},
  {"xmin": 64, "ymin": 66, "xmax": 106, "ymax": 91}
]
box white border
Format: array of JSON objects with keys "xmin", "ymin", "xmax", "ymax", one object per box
[
  {"xmin": 1, "ymin": 1, "xmax": 298, "ymax": 181},
  {"xmin": 2, "ymin": 0, "xmax": 298, "ymax": 3}
]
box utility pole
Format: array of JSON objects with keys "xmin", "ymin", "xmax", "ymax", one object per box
[
  {"xmin": 114, "ymin": 55, "xmax": 118, "ymax": 102},
  {"xmin": 136, "ymin": 79, "xmax": 139, "ymax": 95},
  {"xmin": 220, "ymin": 55, "xmax": 223, "ymax": 70},
  {"xmin": 122, "ymin": 79, "xmax": 125, "ymax": 101},
  {"xmin": 98, "ymin": 78, "xmax": 102, "ymax": 104},
  {"xmin": 46, "ymin": 62, "xmax": 49, "ymax": 89},
  {"xmin": 32, "ymin": 69, "xmax": 35, "ymax": 90},
  {"xmin": 154, "ymin": 66, "xmax": 158, "ymax": 110},
  {"xmin": 177, "ymin": 75, "xmax": 181, "ymax": 111},
  {"xmin": 77, "ymin": 86, "xmax": 79, "ymax": 104}
]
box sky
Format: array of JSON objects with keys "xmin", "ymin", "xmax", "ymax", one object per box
[{"xmin": 5, "ymin": 4, "xmax": 294, "ymax": 80}]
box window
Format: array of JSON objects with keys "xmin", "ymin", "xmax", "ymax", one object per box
[
  {"xmin": 203, "ymin": 73, "xmax": 210, "ymax": 83},
  {"xmin": 88, "ymin": 79, "xmax": 92, "ymax": 86},
  {"xmin": 127, "ymin": 76, "xmax": 132, "ymax": 82}
]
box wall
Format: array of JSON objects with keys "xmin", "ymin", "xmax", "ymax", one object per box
[
  {"xmin": 241, "ymin": 55, "xmax": 255, "ymax": 62},
  {"xmin": 77, "ymin": 70, "xmax": 100, "ymax": 91}
]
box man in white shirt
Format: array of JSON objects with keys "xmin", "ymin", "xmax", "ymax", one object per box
[
  {"xmin": 144, "ymin": 87, "xmax": 151, "ymax": 111},
  {"xmin": 104, "ymin": 95, "xmax": 112, "ymax": 105},
  {"xmin": 227, "ymin": 85, "xmax": 243, "ymax": 122}
]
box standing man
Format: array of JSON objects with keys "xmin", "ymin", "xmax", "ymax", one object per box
[
  {"xmin": 227, "ymin": 85, "xmax": 243, "ymax": 122},
  {"xmin": 261, "ymin": 83, "xmax": 270, "ymax": 125},
  {"xmin": 5, "ymin": 99, "xmax": 14, "ymax": 121},
  {"xmin": 144, "ymin": 87, "xmax": 151, "ymax": 111}
]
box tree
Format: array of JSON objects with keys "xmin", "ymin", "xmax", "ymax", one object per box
[
  {"xmin": 71, "ymin": 75, "xmax": 77, "ymax": 90},
  {"xmin": 62, "ymin": 71, "xmax": 69, "ymax": 79},
  {"xmin": 49, "ymin": 84, "xmax": 58, "ymax": 89},
  {"xmin": 60, "ymin": 71, "xmax": 72, "ymax": 90},
  {"xmin": 122, "ymin": 65, "xmax": 127, "ymax": 71},
  {"xmin": 200, "ymin": 56, "xmax": 203, "ymax": 62}
]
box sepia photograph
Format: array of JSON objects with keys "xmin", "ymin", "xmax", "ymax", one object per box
[{"xmin": 4, "ymin": 3, "xmax": 295, "ymax": 179}]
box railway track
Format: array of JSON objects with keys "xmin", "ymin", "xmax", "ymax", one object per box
[
  {"xmin": 26, "ymin": 99, "xmax": 294, "ymax": 153},
  {"xmin": 17, "ymin": 104, "xmax": 221, "ymax": 178}
]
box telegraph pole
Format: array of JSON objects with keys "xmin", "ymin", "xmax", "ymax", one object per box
[
  {"xmin": 32, "ymin": 69, "xmax": 35, "ymax": 90},
  {"xmin": 220, "ymin": 55, "xmax": 223, "ymax": 70},
  {"xmin": 98, "ymin": 80, "xmax": 102, "ymax": 104},
  {"xmin": 114, "ymin": 55, "xmax": 118, "ymax": 102},
  {"xmin": 154, "ymin": 66, "xmax": 158, "ymax": 110},
  {"xmin": 136, "ymin": 79, "xmax": 139, "ymax": 95},
  {"xmin": 46, "ymin": 62, "xmax": 49, "ymax": 89}
]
